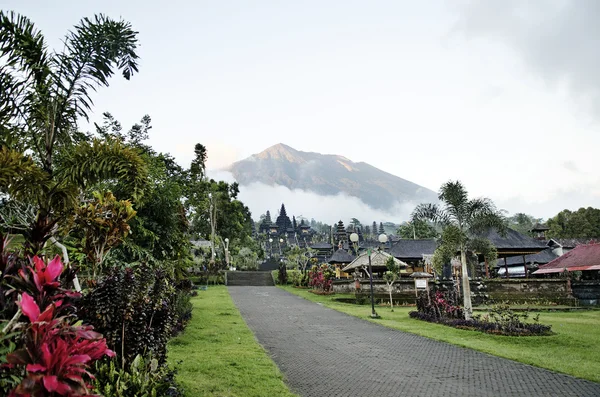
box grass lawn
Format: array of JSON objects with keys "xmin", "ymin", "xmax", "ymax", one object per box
[
  {"xmin": 167, "ymin": 286, "xmax": 297, "ymax": 397},
  {"xmin": 280, "ymin": 285, "xmax": 600, "ymax": 383}
]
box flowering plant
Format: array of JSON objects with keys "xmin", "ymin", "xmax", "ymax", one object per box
[{"xmin": 4, "ymin": 256, "xmax": 114, "ymax": 396}]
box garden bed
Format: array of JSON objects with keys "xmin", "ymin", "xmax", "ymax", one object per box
[{"xmin": 409, "ymin": 311, "xmax": 553, "ymax": 336}]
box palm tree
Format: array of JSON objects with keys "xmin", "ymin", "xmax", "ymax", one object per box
[
  {"xmin": 0, "ymin": 11, "xmax": 146, "ymax": 253},
  {"xmin": 412, "ymin": 181, "xmax": 505, "ymax": 319}
]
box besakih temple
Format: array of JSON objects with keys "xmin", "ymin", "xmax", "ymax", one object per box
[{"xmin": 256, "ymin": 203, "xmax": 317, "ymax": 248}]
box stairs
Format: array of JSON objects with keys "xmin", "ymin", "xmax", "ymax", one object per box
[{"xmin": 227, "ymin": 271, "xmax": 275, "ymax": 286}]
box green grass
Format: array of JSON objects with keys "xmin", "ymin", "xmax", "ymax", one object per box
[
  {"xmin": 167, "ymin": 286, "xmax": 297, "ymax": 397},
  {"xmin": 280, "ymin": 285, "xmax": 600, "ymax": 383}
]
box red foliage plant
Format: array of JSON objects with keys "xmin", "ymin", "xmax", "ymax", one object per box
[
  {"xmin": 5, "ymin": 256, "xmax": 114, "ymax": 397},
  {"xmin": 308, "ymin": 264, "xmax": 334, "ymax": 293}
]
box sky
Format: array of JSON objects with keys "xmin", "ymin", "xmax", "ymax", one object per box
[{"xmin": 4, "ymin": 0, "xmax": 600, "ymax": 222}]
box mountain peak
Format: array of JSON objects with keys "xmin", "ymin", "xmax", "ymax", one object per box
[
  {"xmin": 228, "ymin": 144, "xmax": 438, "ymax": 211},
  {"xmin": 254, "ymin": 143, "xmax": 303, "ymax": 163}
]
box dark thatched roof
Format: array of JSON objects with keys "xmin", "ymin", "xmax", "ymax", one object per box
[
  {"xmin": 530, "ymin": 223, "xmax": 549, "ymax": 232},
  {"xmin": 327, "ymin": 248, "xmax": 355, "ymax": 264},
  {"xmin": 311, "ymin": 242, "xmax": 333, "ymax": 250},
  {"xmin": 477, "ymin": 228, "xmax": 546, "ymax": 252},
  {"xmin": 389, "ymin": 239, "xmax": 437, "ymax": 260},
  {"xmin": 495, "ymin": 248, "xmax": 558, "ymax": 268}
]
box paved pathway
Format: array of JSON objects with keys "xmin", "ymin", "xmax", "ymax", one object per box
[{"xmin": 228, "ymin": 286, "xmax": 600, "ymax": 397}]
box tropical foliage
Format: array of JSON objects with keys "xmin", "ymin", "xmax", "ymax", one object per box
[
  {"xmin": 396, "ymin": 220, "xmax": 438, "ymax": 239},
  {"xmin": 383, "ymin": 256, "xmax": 401, "ymax": 311},
  {"xmin": 0, "ymin": 11, "xmax": 146, "ymax": 255},
  {"xmin": 412, "ymin": 181, "xmax": 505, "ymax": 319},
  {"xmin": 546, "ymin": 207, "xmax": 600, "ymax": 239}
]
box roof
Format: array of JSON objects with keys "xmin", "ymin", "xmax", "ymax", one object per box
[
  {"xmin": 530, "ymin": 223, "xmax": 550, "ymax": 232},
  {"xmin": 342, "ymin": 250, "xmax": 408, "ymax": 272},
  {"xmin": 495, "ymin": 248, "xmax": 558, "ymax": 267},
  {"xmin": 477, "ymin": 228, "xmax": 547, "ymax": 252},
  {"xmin": 327, "ymin": 248, "xmax": 355, "ymax": 264},
  {"xmin": 311, "ymin": 242, "xmax": 333, "ymax": 250},
  {"xmin": 533, "ymin": 243, "xmax": 600, "ymax": 274},
  {"xmin": 553, "ymin": 238, "xmax": 599, "ymax": 249},
  {"xmin": 389, "ymin": 239, "xmax": 437, "ymax": 260}
]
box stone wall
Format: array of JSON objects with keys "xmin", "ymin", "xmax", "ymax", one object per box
[
  {"xmin": 480, "ymin": 279, "xmax": 574, "ymax": 305},
  {"xmin": 332, "ymin": 278, "xmax": 600, "ymax": 306},
  {"xmin": 572, "ymin": 281, "xmax": 600, "ymax": 306}
]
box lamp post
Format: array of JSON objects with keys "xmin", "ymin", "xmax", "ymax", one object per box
[
  {"xmin": 223, "ymin": 237, "xmax": 230, "ymax": 269},
  {"xmin": 351, "ymin": 232, "xmax": 379, "ymax": 318},
  {"xmin": 279, "ymin": 238, "xmax": 283, "ymax": 255},
  {"xmin": 208, "ymin": 192, "xmax": 216, "ymax": 261},
  {"xmin": 269, "ymin": 238, "xmax": 273, "ymax": 258},
  {"xmin": 349, "ymin": 232, "xmax": 359, "ymax": 256}
]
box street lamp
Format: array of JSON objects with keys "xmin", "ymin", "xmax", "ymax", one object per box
[
  {"xmin": 279, "ymin": 238, "xmax": 283, "ymax": 255},
  {"xmin": 269, "ymin": 238, "xmax": 273, "ymax": 258},
  {"xmin": 223, "ymin": 238, "xmax": 230, "ymax": 269},
  {"xmin": 351, "ymin": 232, "xmax": 379, "ymax": 318},
  {"xmin": 349, "ymin": 232, "xmax": 359, "ymax": 256}
]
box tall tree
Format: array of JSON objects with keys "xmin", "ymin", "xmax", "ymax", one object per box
[
  {"xmin": 507, "ymin": 213, "xmax": 542, "ymax": 235},
  {"xmin": 0, "ymin": 12, "xmax": 145, "ymax": 252},
  {"xmin": 190, "ymin": 143, "xmax": 208, "ymax": 181},
  {"xmin": 412, "ymin": 181, "xmax": 505, "ymax": 319},
  {"xmin": 547, "ymin": 207, "xmax": 600, "ymax": 239}
]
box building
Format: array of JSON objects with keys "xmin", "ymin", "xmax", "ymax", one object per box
[
  {"xmin": 533, "ymin": 243, "xmax": 600, "ymax": 278},
  {"xmin": 389, "ymin": 239, "xmax": 437, "ymax": 274}
]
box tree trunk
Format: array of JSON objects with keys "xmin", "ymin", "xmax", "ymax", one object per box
[
  {"xmin": 388, "ymin": 283, "xmax": 394, "ymax": 312},
  {"xmin": 460, "ymin": 247, "xmax": 473, "ymax": 320}
]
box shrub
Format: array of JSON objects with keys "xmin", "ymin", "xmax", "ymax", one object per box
[
  {"xmin": 92, "ymin": 354, "xmax": 183, "ymax": 397},
  {"xmin": 308, "ymin": 264, "xmax": 335, "ymax": 293},
  {"xmin": 287, "ymin": 270, "xmax": 302, "ymax": 287},
  {"xmin": 2, "ymin": 255, "xmax": 114, "ymax": 396},
  {"xmin": 79, "ymin": 264, "xmax": 178, "ymax": 367},
  {"xmin": 410, "ymin": 290, "xmax": 552, "ymax": 336},
  {"xmin": 171, "ymin": 289, "xmax": 193, "ymax": 337}
]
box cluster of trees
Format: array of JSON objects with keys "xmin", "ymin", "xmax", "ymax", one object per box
[
  {"xmin": 0, "ymin": 11, "xmax": 256, "ymax": 396},
  {"xmin": 546, "ymin": 207, "xmax": 600, "ymax": 239}
]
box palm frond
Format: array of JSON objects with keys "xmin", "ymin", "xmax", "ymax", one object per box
[
  {"xmin": 57, "ymin": 139, "xmax": 148, "ymax": 200},
  {"xmin": 0, "ymin": 11, "xmax": 51, "ymax": 86},
  {"xmin": 0, "ymin": 11, "xmax": 52, "ymax": 151},
  {"xmin": 468, "ymin": 197, "xmax": 507, "ymax": 235},
  {"xmin": 411, "ymin": 203, "xmax": 451, "ymax": 226},
  {"xmin": 53, "ymin": 14, "xmax": 139, "ymax": 124},
  {"xmin": 0, "ymin": 147, "xmax": 52, "ymax": 201}
]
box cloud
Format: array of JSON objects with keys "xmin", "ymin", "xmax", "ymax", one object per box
[
  {"xmin": 498, "ymin": 185, "xmax": 600, "ymax": 219},
  {"xmin": 455, "ymin": 0, "xmax": 600, "ymax": 118},
  {"xmin": 562, "ymin": 161, "xmax": 579, "ymax": 173},
  {"xmin": 207, "ymin": 170, "xmax": 416, "ymax": 225}
]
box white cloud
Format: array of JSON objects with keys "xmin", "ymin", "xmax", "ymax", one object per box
[{"xmin": 208, "ymin": 170, "xmax": 416, "ymax": 225}]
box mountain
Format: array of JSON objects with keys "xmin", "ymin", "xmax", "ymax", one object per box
[{"xmin": 225, "ymin": 144, "xmax": 438, "ymax": 211}]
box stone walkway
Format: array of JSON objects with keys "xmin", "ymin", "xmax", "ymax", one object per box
[{"xmin": 228, "ymin": 286, "xmax": 600, "ymax": 397}]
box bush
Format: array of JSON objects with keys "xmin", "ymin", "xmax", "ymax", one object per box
[
  {"xmin": 308, "ymin": 264, "xmax": 335, "ymax": 293},
  {"xmin": 410, "ymin": 290, "xmax": 552, "ymax": 336},
  {"xmin": 287, "ymin": 270, "xmax": 302, "ymax": 287},
  {"xmin": 171, "ymin": 289, "xmax": 193, "ymax": 337},
  {"xmin": 79, "ymin": 264, "xmax": 178, "ymax": 367},
  {"xmin": 93, "ymin": 354, "xmax": 183, "ymax": 397},
  {"xmin": 1, "ymin": 255, "xmax": 114, "ymax": 396}
]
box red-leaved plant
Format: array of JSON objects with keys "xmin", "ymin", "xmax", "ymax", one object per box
[{"xmin": 5, "ymin": 256, "xmax": 114, "ymax": 397}]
